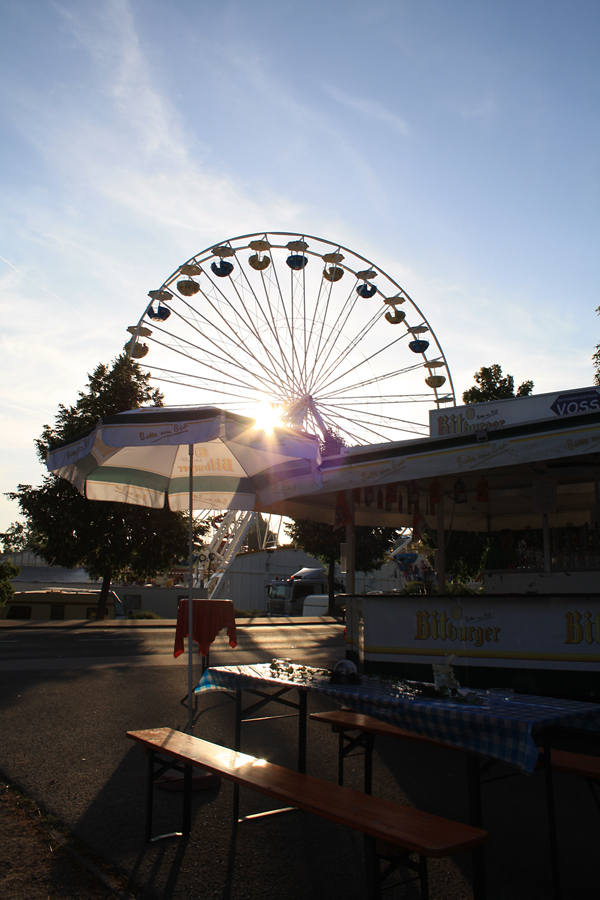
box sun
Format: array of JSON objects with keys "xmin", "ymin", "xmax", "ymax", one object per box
[{"xmin": 250, "ymin": 402, "xmax": 284, "ymax": 435}]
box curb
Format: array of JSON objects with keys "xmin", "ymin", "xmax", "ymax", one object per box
[{"xmin": 0, "ymin": 615, "xmax": 342, "ymax": 630}]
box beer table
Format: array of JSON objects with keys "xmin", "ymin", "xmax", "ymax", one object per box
[{"xmin": 195, "ymin": 664, "xmax": 600, "ymax": 899}]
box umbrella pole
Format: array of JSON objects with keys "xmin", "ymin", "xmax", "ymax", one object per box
[
  {"xmin": 345, "ymin": 489, "xmax": 356, "ymax": 594},
  {"xmin": 188, "ymin": 443, "xmax": 194, "ymax": 734}
]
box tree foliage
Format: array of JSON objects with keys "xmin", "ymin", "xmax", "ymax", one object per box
[
  {"xmin": 0, "ymin": 522, "xmax": 27, "ymax": 554},
  {"xmin": 246, "ymin": 514, "xmax": 277, "ymax": 552},
  {"xmin": 3, "ymin": 355, "xmax": 194, "ymax": 619},
  {"xmin": 462, "ymin": 364, "xmax": 533, "ymax": 404},
  {"xmin": 593, "ymin": 306, "xmax": 600, "ymax": 386},
  {"xmin": 35, "ymin": 355, "xmax": 164, "ymax": 460},
  {"xmin": 285, "ymin": 427, "xmax": 398, "ymax": 613},
  {"xmin": 285, "ymin": 519, "xmax": 399, "ymax": 612},
  {"xmin": 421, "ymin": 530, "xmax": 489, "ymax": 582},
  {"xmin": 0, "ymin": 561, "xmax": 21, "ymax": 609}
]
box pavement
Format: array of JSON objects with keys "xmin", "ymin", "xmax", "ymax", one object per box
[{"xmin": 1, "ymin": 619, "xmax": 599, "ymax": 900}]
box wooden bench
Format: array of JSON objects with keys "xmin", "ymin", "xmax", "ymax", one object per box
[
  {"xmin": 310, "ymin": 708, "xmax": 600, "ymax": 803},
  {"xmin": 536, "ymin": 748, "xmax": 600, "ymax": 813},
  {"xmin": 127, "ymin": 727, "xmax": 489, "ymax": 900},
  {"xmin": 310, "ymin": 708, "xmax": 468, "ymax": 794}
]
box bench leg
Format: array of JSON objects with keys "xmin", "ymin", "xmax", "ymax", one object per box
[
  {"xmin": 298, "ymin": 691, "xmax": 307, "ymax": 774},
  {"xmin": 183, "ymin": 764, "xmax": 192, "ymax": 836},
  {"xmin": 364, "ymin": 734, "xmax": 375, "ymax": 795},
  {"xmin": 466, "ymin": 753, "xmax": 486, "ymax": 900},
  {"xmin": 419, "ymin": 855, "xmax": 429, "ymax": 900},
  {"xmin": 336, "ymin": 729, "xmax": 375, "ymax": 793},
  {"xmin": 366, "ymin": 836, "xmax": 429, "ymax": 899},
  {"xmin": 233, "ymin": 690, "xmax": 242, "ymax": 824},
  {"xmin": 145, "ymin": 749, "xmax": 155, "ymax": 843},
  {"xmin": 143, "ymin": 751, "xmax": 192, "ymax": 842},
  {"xmin": 541, "ymin": 735, "xmax": 561, "ymax": 900},
  {"xmin": 338, "ymin": 731, "xmax": 344, "ymax": 785},
  {"xmin": 587, "ymin": 778, "xmax": 600, "ymax": 814},
  {"xmin": 363, "ymin": 835, "xmax": 381, "ymax": 900}
]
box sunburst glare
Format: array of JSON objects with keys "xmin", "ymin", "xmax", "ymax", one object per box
[{"xmin": 250, "ymin": 402, "xmax": 284, "ymax": 434}]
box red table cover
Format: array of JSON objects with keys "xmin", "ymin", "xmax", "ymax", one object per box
[{"xmin": 173, "ymin": 599, "xmax": 237, "ymax": 658}]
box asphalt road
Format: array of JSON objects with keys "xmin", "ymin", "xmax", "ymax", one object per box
[
  {"xmin": 1, "ymin": 619, "xmax": 599, "ymax": 900},
  {"xmin": 0, "ymin": 620, "xmax": 344, "ymax": 670}
]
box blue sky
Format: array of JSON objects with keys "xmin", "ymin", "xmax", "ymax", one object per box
[{"xmin": 1, "ymin": 0, "xmax": 599, "ymax": 532}]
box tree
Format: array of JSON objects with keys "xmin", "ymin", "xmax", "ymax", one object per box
[
  {"xmin": 285, "ymin": 519, "xmax": 399, "ymax": 615},
  {"xmin": 462, "ymin": 364, "xmax": 533, "ymax": 404},
  {"xmin": 4, "ymin": 355, "xmax": 196, "ymax": 619},
  {"xmin": 246, "ymin": 514, "xmax": 277, "ymax": 552},
  {"xmin": 592, "ymin": 307, "xmax": 600, "ymax": 385},
  {"xmin": 0, "ymin": 522, "xmax": 26, "ymax": 553},
  {"xmin": 285, "ymin": 427, "xmax": 398, "ymax": 614},
  {"xmin": 0, "ymin": 561, "xmax": 20, "ymax": 610},
  {"xmin": 421, "ymin": 529, "xmax": 489, "ymax": 583}
]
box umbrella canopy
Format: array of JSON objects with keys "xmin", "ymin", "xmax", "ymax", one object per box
[
  {"xmin": 46, "ymin": 405, "xmax": 321, "ymax": 735},
  {"xmin": 46, "ymin": 406, "xmax": 321, "ymax": 509}
]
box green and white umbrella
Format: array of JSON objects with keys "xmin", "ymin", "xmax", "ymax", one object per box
[
  {"xmin": 46, "ymin": 405, "xmax": 321, "ymax": 730},
  {"xmin": 46, "ymin": 406, "xmax": 321, "ymax": 511}
]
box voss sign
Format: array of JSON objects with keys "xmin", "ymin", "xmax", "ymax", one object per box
[
  {"xmin": 430, "ymin": 386, "xmax": 600, "ymax": 437},
  {"xmin": 550, "ymin": 390, "xmax": 600, "ymax": 417}
]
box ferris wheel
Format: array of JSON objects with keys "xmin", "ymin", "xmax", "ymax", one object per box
[{"xmin": 126, "ymin": 232, "xmax": 455, "ymax": 445}]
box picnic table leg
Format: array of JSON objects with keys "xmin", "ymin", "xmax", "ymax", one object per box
[
  {"xmin": 145, "ymin": 748, "xmax": 155, "ymax": 843},
  {"xmin": 363, "ymin": 834, "xmax": 381, "ymax": 900},
  {"xmin": 364, "ymin": 734, "xmax": 375, "ymax": 795},
  {"xmin": 541, "ymin": 734, "xmax": 561, "ymax": 900},
  {"xmin": 233, "ymin": 689, "xmax": 242, "ymax": 824},
  {"xmin": 337, "ymin": 730, "xmax": 344, "ymax": 785},
  {"xmin": 182, "ymin": 764, "xmax": 192, "ymax": 837},
  {"xmin": 466, "ymin": 753, "xmax": 486, "ymax": 900},
  {"xmin": 298, "ymin": 691, "xmax": 307, "ymax": 774}
]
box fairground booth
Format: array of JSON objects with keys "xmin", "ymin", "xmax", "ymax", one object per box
[{"xmin": 260, "ymin": 386, "xmax": 600, "ymax": 699}]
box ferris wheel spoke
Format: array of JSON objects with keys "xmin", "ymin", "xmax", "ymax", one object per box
[
  {"xmin": 185, "ymin": 281, "xmax": 300, "ymax": 399},
  {"xmin": 148, "ymin": 365, "xmax": 279, "ymax": 402},
  {"xmin": 266, "ymin": 249, "xmax": 307, "ymax": 390},
  {"xmin": 289, "ymin": 264, "xmax": 312, "ymax": 391},
  {"xmin": 314, "ymin": 327, "xmax": 410, "ymax": 398},
  {"xmin": 232, "ymin": 247, "xmax": 300, "ymax": 391},
  {"xmin": 317, "ymin": 400, "xmax": 431, "ymax": 431},
  {"xmin": 260, "ymin": 252, "xmax": 309, "ymax": 394},
  {"xmin": 172, "ymin": 294, "xmax": 267, "ymax": 373},
  {"xmin": 319, "ymin": 313, "xmax": 427, "ymax": 394},
  {"xmin": 317, "ymin": 404, "xmax": 428, "ymax": 441},
  {"xmin": 307, "ymin": 284, "xmax": 375, "ymax": 393},
  {"xmin": 174, "ymin": 292, "xmax": 297, "ymax": 401},
  {"xmin": 257, "ymin": 265, "xmax": 300, "ymax": 391},
  {"xmin": 307, "ymin": 406, "xmax": 361, "ymax": 446},
  {"xmin": 145, "ymin": 315, "xmax": 266, "ymax": 388},
  {"xmin": 318, "ymin": 362, "xmax": 427, "ymax": 401},
  {"xmin": 309, "ymin": 304, "xmax": 387, "ymax": 395},
  {"xmin": 147, "ymin": 330, "xmax": 293, "ymax": 403},
  {"xmin": 321, "ymin": 395, "xmax": 440, "ymax": 406},
  {"xmin": 150, "ymin": 374, "xmax": 270, "ymax": 406},
  {"xmin": 223, "ymin": 262, "xmax": 301, "ymax": 391},
  {"xmin": 303, "ymin": 257, "xmax": 354, "ymax": 382},
  {"xmin": 317, "ymin": 410, "xmax": 392, "ymax": 446}
]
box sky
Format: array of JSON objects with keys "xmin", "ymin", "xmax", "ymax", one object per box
[{"xmin": 1, "ymin": 0, "xmax": 599, "ymax": 534}]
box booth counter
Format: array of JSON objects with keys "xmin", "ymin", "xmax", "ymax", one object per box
[{"xmin": 345, "ymin": 592, "xmax": 600, "ymax": 700}]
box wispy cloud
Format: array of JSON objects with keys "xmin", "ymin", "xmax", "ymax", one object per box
[
  {"xmin": 325, "ymin": 85, "xmax": 411, "ymax": 136},
  {"xmin": 457, "ymin": 95, "xmax": 497, "ymax": 121}
]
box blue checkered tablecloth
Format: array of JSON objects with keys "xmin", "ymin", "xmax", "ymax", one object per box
[{"xmin": 195, "ymin": 664, "xmax": 600, "ymax": 774}]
